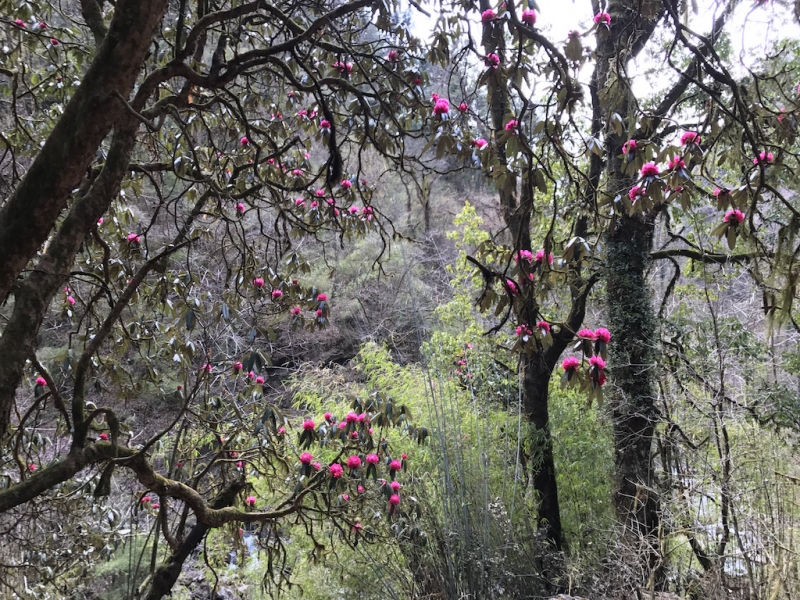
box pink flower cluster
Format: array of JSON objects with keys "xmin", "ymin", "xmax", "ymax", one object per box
[
  {"xmin": 681, "ymin": 131, "xmax": 700, "ymax": 145},
  {"xmin": 594, "ymin": 12, "xmax": 611, "ymax": 25},
  {"xmin": 753, "ymin": 151, "xmax": 774, "ymax": 165},
  {"xmin": 724, "ymin": 209, "xmax": 745, "ymax": 225},
  {"xmin": 622, "ymin": 139, "xmax": 637, "ymax": 154},
  {"xmin": 433, "ymin": 97, "xmax": 450, "ymax": 116},
  {"xmin": 521, "ymin": 9, "xmax": 537, "ymax": 25}
]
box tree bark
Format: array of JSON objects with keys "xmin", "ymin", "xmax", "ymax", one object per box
[{"xmin": 0, "ymin": 0, "xmax": 168, "ymax": 304}]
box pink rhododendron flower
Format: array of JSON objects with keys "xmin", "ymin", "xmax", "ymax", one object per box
[
  {"xmin": 505, "ymin": 119, "xmax": 518, "ymax": 132},
  {"xmin": 97, "ymin": 218, "xmax": 103, "ymax": 225},
  {"xmin": 481, "ymin": 9, "xmax": 496, "ymax": 21},
  {"xmin": 253, "ymin": 277, "xmax": 264, "ymax": 288},
  {"xmin": 127, "ymin": 233, "xmax": 140, "ymax": 244},
  {"xmin": 535, "ymin": 250, "xmax": 554, "ymax": 265},
  {"xmin": 753, "ymin": 151, "xmax": 774, "ymax": 165},
  {"xmin": 681, "ymin": 131, "xmax": 700, "ymax": 145},
  {"xmin": 317, "ymin": 293, "xmax": 328, "ymax": 302},
  {"xmin": 99, "ymin": 433, "xmax": 109, "ymax": 441},
  {"xmin": 247, "ymin": 371, "xmax": 254, "ymax": 379},
  {"xmin": 14, "ymin": 19, "xmax": 25, "ymax": 27},
  {"xmin": 300, "ymin": 452, "xmax": 313, "ymax": 464},
  {"xmin": 521, "ymin": 9, "xmax": 537, "ymax": 25},
  {"xmin": 594, "ymin": 12, "xmax": 611, "ymax": 25},
  {"xmin": 66, "ymin": 295, "xmax": 75, "ymax": 306},
  {"xmin": 506, "ymin": 279, "xmax": 519, "ymax": 295},
  {"xmin": 389, "ymin": 459, "xmax": 402, "ymax": 471},
  {"xmin": 320, "ymin": 119, "xmax": 331, "ymax": 130},
  {"xmin": 401, "ymin": 452, "xmax": 408, "ymax": 460},
  {"xmin": 151, "ymin": 503, "xmax": 160, "ymax": 509},
  {"xmin": 578, "ymin": 328, "xmax": 597, "ymax": 340},
  {"xmin": 433, "ymin": 98, "xmax": 450, "ymax": 115},
  {"xmin": 589, "ymin": 355, "xmax": 606, "ymax": 370},
  {"xmin": 141, "ymin": 495, "xmax": 151, "ymax": 503},
  {"xmin": 537, "ymin": 321, "xmax": 551, "ymax": 333},
  {"xmin": 290, "ymin": 306, "xmax": 301, "ymax": 316},
  {"xmin": 292, "ymin": 168, "xmax": 303, "ymax": 177},
  {"xmin": 329, "ymin": 463, "xmax": 343, "ymax": 478},
  {"xmin": 458, "ymin": 102, "xmax": 468, "ymax": 112},
  {"xmin": 668, "ymin": 155, "xmax": 686, "ymax": 170},
  {"xmin": 622, "ymin": 139, "xmax": 637, "ymax": 154},
  {"xmin": 235, "ymin": 202, "xmax": 245, "ymax": 214},
  {"xmin": 640, "ymin": 162, "xmax": 660, "ymax": 177},
  {"xmin": 629, "ymin": 185, "xmax": 643, "ymax": 201},
  {"xmin": 562, "ymin": 356, "xmax": 580, "ymax": 371},
  {"xmin": 724, "ymin": 209, "xmax": 745, "ymax": 225},
  {"xmin": 357, "ymin": 485, "xmax": 365, "ymax": 493},
  {"xmin": 50, "ymin": 38, "xmax": 58, "ymax": 46},
  {"xmin": 347, "ymin": 455, "xmax": 362, "ymax": 469},
  {"xmin": 473, "ymin": 138, "xmax": 489, "ymax": 149},
  {"xmin": 35, "ymin": 376, "xmax": 47, "ymax": 386},
  {"xmin": 346, "ymin": 411, "xmax": 358, "ymax": 423},
  {"xmin": 594, "ymin": 328, "xmax": 611, "ymax": 343},
  {"xmin": 389, "ymin": 494, "xmax": 401, "ymax": 506},
  {"xmin": 315, "ymin": 309, "xmax": 323, "ymax": 317},
  {"xmin": 341, "ymin": 179, "xmax": 352, "ymax": 188},
  {"xmin": 387, "ymin": 49, "xmax": 400, "ymax": 61},
  {"xmin": 256, "ymin": 375, "xmax": 265, "ymax": 384},
  {"xmin": 233, "ymin": 361, "xmax": 243, "ymax": 373},
  {"xmin": 312, "ymin": 461, "xmax": 321, "ymax": 471},
  {"xmin": 240, "ymin": 136, "xmax": 249, "ymax": 146},
  {"xmin": 341, "ymin": 493, "xmax": 350, "ymax": 501},
  {"xmin": 271, "ymin": 289, "xmax": 283, "ymax": 300},
  {"xmin": 486, "ymin": 53, "xmax": 500, "ymax": 68},
  {"xmin": 391, "ymin": 480, "xmax": 401, "ymax": 491},
  {"xmin": 236, "ymin": 461, "xmax": 243, "ymax": 468},
  {"xmin": 353, "ymin": 522, "xmax": 363, "ymax": 531},
  {"xmin": 515, "ymin": 324, "xmax": 532, "ymax": 337},
  {"xmin": 348, "ymin": 205, "xmax": 359, "ymax": 214},
  {"xmin": 366, "ymin": 453, "xmax": 380, "ymax": 465},
  {"xmin": 277, "ymin": 426, "xmax": 286, "ymax": 435},
  {"xmin": 323, "ymin": 411, "xmax": 333, "ymax": 421},
  {"xmin": 28, "ymin": 464, "xmax": 36, "ymax": 471},
  {"xmin": 201, "ymin": 364, "xmax": 212, "ymax": 373},
  {"xmin": 302, "ymin": 419, "xmax": 315, "ymax": 431},
  {"xmin": 246, "ymin": 496, "xmax": 256, "ymax": 506},
  {"xmin": 516, "ymin": 249, "xmax": 534, "ymax": 263}
]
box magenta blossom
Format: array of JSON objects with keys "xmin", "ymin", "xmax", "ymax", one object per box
[
  {"xmin": 323, "ymin": 411, "xmax": 333, "ymax": 421},
  {"xmin": 320, "ymin": 119, "xmax": 331, "ymax": 130},
  {"xmin": 433, "ymin": 98, "xmax": 450, "ymax": 116},
  {"xmin": 389, "ymin": 494, "xmax": 401, "ymax": 506},
  {"xmin": 300, "ymin": 452, "xmax": 313, "ymax": 465},
  {"xmin": 277, "ymin": 426, "xmax": 286, "ymax": 435},
  {"xmin": 14, "ymin": 19, "xmax": 25, "ymax": 27},
  {"xmin": 535, "ymin": 250, "xmax": 554, "ymax": 265},
  {"xmin": 246, "ymin": 496, "xmax": 256, "ymax": 506},
  {"xmin": 357, "ymin": 485, "xmax": 365, "ymax": 493},
  {"xmin": 317, "ymin": 293, "xmax": 328, "ymax": 302},
  {"xmin": 640, "ymin": 162, "xmax": 660, "ymax": 177},
  {"xmin": 537, "ymin": 321, "xmax": 551, "ymax": 334},
  {"xmin": 589, "ymin": 355, "xmax": 606, "ymax": 370},
  {"xmin": 256, "ymin": 376, "xmax": 265, "ymax": 384},
  {"xmin": 458, "ymin": 102, "xmax": 468, "ymax": 112},
  {"xmin": 506, "ymin": 279, "xmax": 519, "ymax": 295},
  {"xmin": 235, "ymin": 202, "xmax": 245, "ymax": 214},
  {"xmin": 291, "ymin": 306, "xmax": 302, "ymax": 316},
  {"xmin": 347, "ymin": 455, "xmax": 362, "ymax": 470},
  {"xmin": 578, "ymin": 329, "xmax": 597, "ymax": 340},
  {"xmin": 562, "ymin": 356, "xmax": 581, "ymax": 371},
  {"xmin": 724, "ymin": 209, "xmax": 745, "ymax": 225},
  {"xmin": 389, "ymin": 459, "xmax": 402, "ymax": 471},
  {"xmin": 329, "ymin": 463, "xmax": 343, "ymax": 478},
  {"xmin": 366, "ymin": 453, "xmax": 380, "ymax": 465},
  {"xmin": 312, "ymin": 461, "xmax": 321, "ymax": 471},
  {"xmin": 99, "ymin": 433, "xmax": 109, "ymax": 441},
  {"xmin": 486, "ymin": 53, "xmax": 500, "ymax": 68},
  {"xmin": 233, "ymin": 361, "xmax": 243, "ymax": 373},
  {"xmin": 271, "ymin": 289, "xmax": 283, "ymax": 300},
  {"xmin": 516, "ymin": 249, "xmax": 534, "ymax": 263},
  {"xmin": 387, "ymin": 49, "xmax": 400, "ymax": 61},
  {"xmin": 240, "ymin": 136, "xmax": 250, "ymax": 146},
  {"xmin": 127, "ymin": 232, "xmax": 140, "ymax": 244},
  {"xmin": 473, "ymin": 138, "xmax": 489, "ymax": 149},
  {"xmin": 681, "ymin": 131, "xmax": 700, "ymax": 145},
  {"xmin": 521, "ymin": 9, "xmax": 537, "ymax": 25},
  {"xmin": 35, "ymin": 376, "xmax": 47, "ymax": 387},
  {"xmin": 505, "ymin": 119, "xmax": 518, "ymax": 132},
  {"xmin": 629, "ymin": 185, "xmax": 644, "ymax": 202},
  {"xmin": 481, "ymin": 9, "xmax": 496, "ymax": 21},
  {"xmin": 253, "ymin": 277, "xmax": 264, "ymax": 288},
  {"xmin": 303, "ymin": 419, "xmax": 315, "ymax": 431},
  {"xmin": 515, "ymin": 324, "xmax": 532, "ymax": 337},
  {"xmin": 390, "ymin": 480, "xmax": 401, "ymax": 491},
  {"xmin": 594, "ymin": 12, "xmax": 611, "ymax": 25},
  {"xmin": 622, "ymin": 139, "xmax": 638, "ymax": 154},
  {"xmin": 341, "ymin": 179, "xmax": 352, "ymax": 188},
  {"xmin": 668, "ymin": 155, "xmax": 686, "ymax": 170},
  {"xmin": 753, "ymin": 151, "xmax": 774, "ymax": 165},
  {"xmin": 594, "ymin": 328, "xmax": 611, "ymax": 343}
]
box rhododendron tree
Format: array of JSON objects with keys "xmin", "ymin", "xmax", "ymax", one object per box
[{"xmin": 0, "ymin": 0, "xmax": 434, "ymax": 595}]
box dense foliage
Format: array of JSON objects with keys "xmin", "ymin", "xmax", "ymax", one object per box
[{"xmin": 1, "ymin": 0, "xmax": 800, "ymax": 598}]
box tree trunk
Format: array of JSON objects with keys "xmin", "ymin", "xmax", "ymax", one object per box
[
  {"xmin": 144, "ymin": 480, "xmax": 244, "ymax": 600},
  {"xmin": 521, "ymin": 352, "xmax": 562, "ymax": 549},
  {"xmin": 0, "ymin": 0, "xmax": 168, "ymax": 305},
  {"xmin": 606, "ymin": 212, "xmax": 661, "ymax": 581}
]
